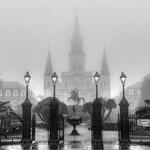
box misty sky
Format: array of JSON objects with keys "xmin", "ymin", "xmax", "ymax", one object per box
[{"xmin": 0, "ymin": 0, "xmax": 150, "ymax": 98}]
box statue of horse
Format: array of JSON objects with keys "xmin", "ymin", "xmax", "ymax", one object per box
[{"xmin": 68, "ymin": 88, "xmax": 85, "ymax": 105}]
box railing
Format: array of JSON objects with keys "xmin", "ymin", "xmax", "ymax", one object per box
[
  {"xmin": 129, "ymin": 114, "xmax": 150, "ymax": 142},
  {"xmin": 0, "ymin": 112, "xmax": 23, "ymax": 142}
]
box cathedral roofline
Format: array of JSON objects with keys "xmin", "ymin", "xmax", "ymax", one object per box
[{"xmin": 61, "ymin": 71, "xmax": 92, "ymax": 77}]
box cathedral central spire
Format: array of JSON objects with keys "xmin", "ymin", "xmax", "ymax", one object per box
[
  {"xmin": 101, "ymin": 47, "xmax": 110, "ymax": 76},
  {"xmin": 44, "ymin": 49, "xmax": 53, "ymax": 77},
  {"xmin": 71, "ymin": 13, "xmax": 84, "ymax": 53},
  {"xmin": 69, "ymin": 14, "xmax": 85, "ymax": 72}
]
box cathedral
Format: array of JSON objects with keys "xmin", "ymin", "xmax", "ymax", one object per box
[{"xmin": 44, "ymin": 16, "xmax": 110, "ymax": 104}]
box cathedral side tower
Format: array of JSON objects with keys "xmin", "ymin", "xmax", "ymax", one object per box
[
  {"xmin": 44, "ymin": 50, "xmax": 54, "ymax": 97},
  {"xmin": 69, "ymin": 15, "xmax": 85, "ymax": 72}
]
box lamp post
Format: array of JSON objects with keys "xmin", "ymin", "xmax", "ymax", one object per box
[
  {"xmin": 92, "ymin": 72, "xmax": 103, "ymax": 149},
  {"xmin": 94, "ymin": 72, "xmax": 100, "ymax": 99},
  {"xmin": 119, "ymin": 71, "xmax": 130, "ymax": 144},
  {"xmin": 120, "ymin": 71, "xmax": 126, "ymax": 99},
  {"xmin": 22, "ymin": 71, "xmax": 32, "ymax": 143},
  {"xmin": 51, "ymin": 72, "xmax": 58, "ymax": 99},
  {"xmin": 49, "ymin": 72, "xmax": 59, "ymax": 144},
  {"xmin": 24, "ymin": 71, "xmax": 31, "ymax": 100}
]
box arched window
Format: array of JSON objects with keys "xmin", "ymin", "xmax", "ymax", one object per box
[
  {"xmin": 13, "ymin": 90, "xmax": 18, "ymax": 96},
  {"xmin": 6, "ymin": 90, "xmax": 11, "ymax": 97},
  {"xmin": 128, "ymin": 89, "xmax": 134, "ymax": 95}
]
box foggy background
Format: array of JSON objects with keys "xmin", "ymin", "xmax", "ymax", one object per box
[{"xmin": 0, "ymin": 0, "xmax": 150, "ymax": 98}]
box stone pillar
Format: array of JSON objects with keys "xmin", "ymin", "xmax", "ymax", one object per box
[
  {"xmin": 49, "ymin": 97, "xmax": 59, "ymax": 144},
  {"xmin": 91, "ymin": 97, "xmax": 103, "ymax": 148},
  {"xmin": 119, "ymin": 97, "xmax": 130, "ymax": 144},
  {"xmin": 22, "ymin": 98, "xmax": 32, "ymax": 143}
]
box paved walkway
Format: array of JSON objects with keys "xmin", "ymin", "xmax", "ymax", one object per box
[{"xmin": 0, "ymin": 124, "xmax": 150, "ymax": 150}]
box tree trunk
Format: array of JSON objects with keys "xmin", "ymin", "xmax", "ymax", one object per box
[{"xmin": 103, "ymin": 108, "xmax": 112, "ymax": 122}]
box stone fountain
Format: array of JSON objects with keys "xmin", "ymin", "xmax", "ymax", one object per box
[
  {"xmin": 67, "ymin": 88, "xmax": 84, "ymax": 135},
  {"xmin": 67, "ymin": 105, "xmax": 82, "ymax": 135}
]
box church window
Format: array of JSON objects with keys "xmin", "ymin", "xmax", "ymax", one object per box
[
  {"xmin": 13, "ymin": 90, "xmax": 18, "ymax": 96},
  {"xmin": 0, "ymin": 90, "xmax": 2, "ymax": 96},
  {"xmin": 21, "ymin": 90, "xmax": 26, "ymax": 96},
  {"xmin": 6, "ymin": 90, "xmax": 11, "ymax": 97},
  {"xmin": 128, "ymin": 89, "xmax": 134, "ymax": 95}
]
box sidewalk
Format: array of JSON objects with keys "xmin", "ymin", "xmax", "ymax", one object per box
[{"xmin": 0, "ymin": 125, "xmax": 150, "ymax": 150}]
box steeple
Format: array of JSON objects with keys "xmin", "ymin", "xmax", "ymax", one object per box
[
  {"xmin": 70, "ymin": 12, "xmax": 84, "ymax": 53},
  {"xmin": 101, "ymin": 47, "xmax": 110, "ymax": 76},
  {"xmin": 44, "ymin": 49, "xmax": 53, "ymax": 77},
  {"xmin": 69, "ymin": 12, "xmax": 85, "ymax": 72}
]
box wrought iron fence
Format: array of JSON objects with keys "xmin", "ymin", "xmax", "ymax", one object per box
[
  {"xmin": 129, "ymin": 114, "xmax": 150, "ymax": 142},
  {"xmin": 0, "ymin": 112, "xmax": 23, "ymax": 143},
  {"xmin": 59, "ymin": 114, "xmax": 64, "ymax": 141}
]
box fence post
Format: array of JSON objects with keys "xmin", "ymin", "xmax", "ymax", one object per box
[
  {"xmin": 119, "ymin": 97, "xmax": 130, "ymax": 145},
  {"xmin": 22, "ymin": 99, "xmax": 32, "ymax": 143},
  {"xmin": 0, "ymin": 118, "xmax": 1, "ymax": 145},
  {"xmin": 32, "ymin": 113, "xmax": 36, "ymax": 141},
  {"xmin": 62, "ymin": 115, "xmax": 64, "ymax": 142},
  {"xmin": 91, "ymin": 97, "xmax": 103, "ymax": 149},
  {"xmin": 49, "ymin": 97, "xmax": 59, "ymax": 144}
]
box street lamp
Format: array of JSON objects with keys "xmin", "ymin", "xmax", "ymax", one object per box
[
  {"xmin": 51, "ymin": 72, "xmax": 58, "ymax": 99},
  {"xmin": 24, "ymin": 71, "xmax": 31, "ymax": 100},
  {"xmin": 94, "ymin": 72, "xmax": 100, "ymax": 99},
  {"xmin": 120, "ymin": 71, "xmax": 127, "ymax": 98}
]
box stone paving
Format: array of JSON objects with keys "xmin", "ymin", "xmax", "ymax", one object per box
[{"xmin": 0, "ymin": 124, "xmax": 150, "ymax": 150}]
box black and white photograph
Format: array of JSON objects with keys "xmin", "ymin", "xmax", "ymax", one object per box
[{"xmin": 0, "ymin": 0, "xmax": 150, "ymax": 149}]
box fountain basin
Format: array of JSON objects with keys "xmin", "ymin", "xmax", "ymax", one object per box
[{"xmin": 67, "ymin": 117, "xmax": 82, "ymax": 135}]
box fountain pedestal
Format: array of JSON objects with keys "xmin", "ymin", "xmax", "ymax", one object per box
[{"xmin": 67, "ymin": 117, "xmax": 82, "ymax": 135}]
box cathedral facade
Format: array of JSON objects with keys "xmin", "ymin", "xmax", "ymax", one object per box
[{"xmin": 44, "ymin": 17, "xmax": 111, "ymax": 104}]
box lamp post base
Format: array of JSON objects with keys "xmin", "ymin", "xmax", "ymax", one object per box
[
  {"xmin": 48, "ymin": 139, "xmax": 59, "ymax": 145},
  {"xmin": 92, "ymin": 140, "xmax": 103, "ymax": 149},
  {"xmin": 119, "ymin": 138, "xmax": 130, "ymax": 145}
]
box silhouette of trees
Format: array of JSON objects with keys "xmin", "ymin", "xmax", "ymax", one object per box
[
  {"xmin": 144, "ymin": 99, "xmax": 150, "ymax": 107},
  {"xmin": 82, "ymin": 98, "xmax": 117, "ymax": 121},
  {"xmin": 0, "ymin": 101, "xmax": 23, "ymax": 123},
  {"xmin": 104, "ymin": 98, "xmax": 117, "ymax": 121},
  {"xmin": 33, "ymin": 97, "xmax": 67, "ymax": 123},
  {"xmin": 82, "ymin": 102, "xmax": 92, "ymax": 116},
  {"xmin": 0, "ymin": 101, "xmax": 10, "ymax": 115}
]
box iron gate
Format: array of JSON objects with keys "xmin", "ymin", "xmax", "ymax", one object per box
[
  {"xmin": 118, "ymin": 113, "xmax": 150, "ymax": 143},
  {"xmin": 0, "ymin": 111, "xmax": 23, "ymax": 144},
  {"xmin": 129, "ymin": 114, "xmax": 150, "ymax": 142}
]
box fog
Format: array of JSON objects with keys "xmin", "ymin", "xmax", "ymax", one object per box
[{"xmin": 0, "ymin": 0, "xmax": 150, "ymax": 97}]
